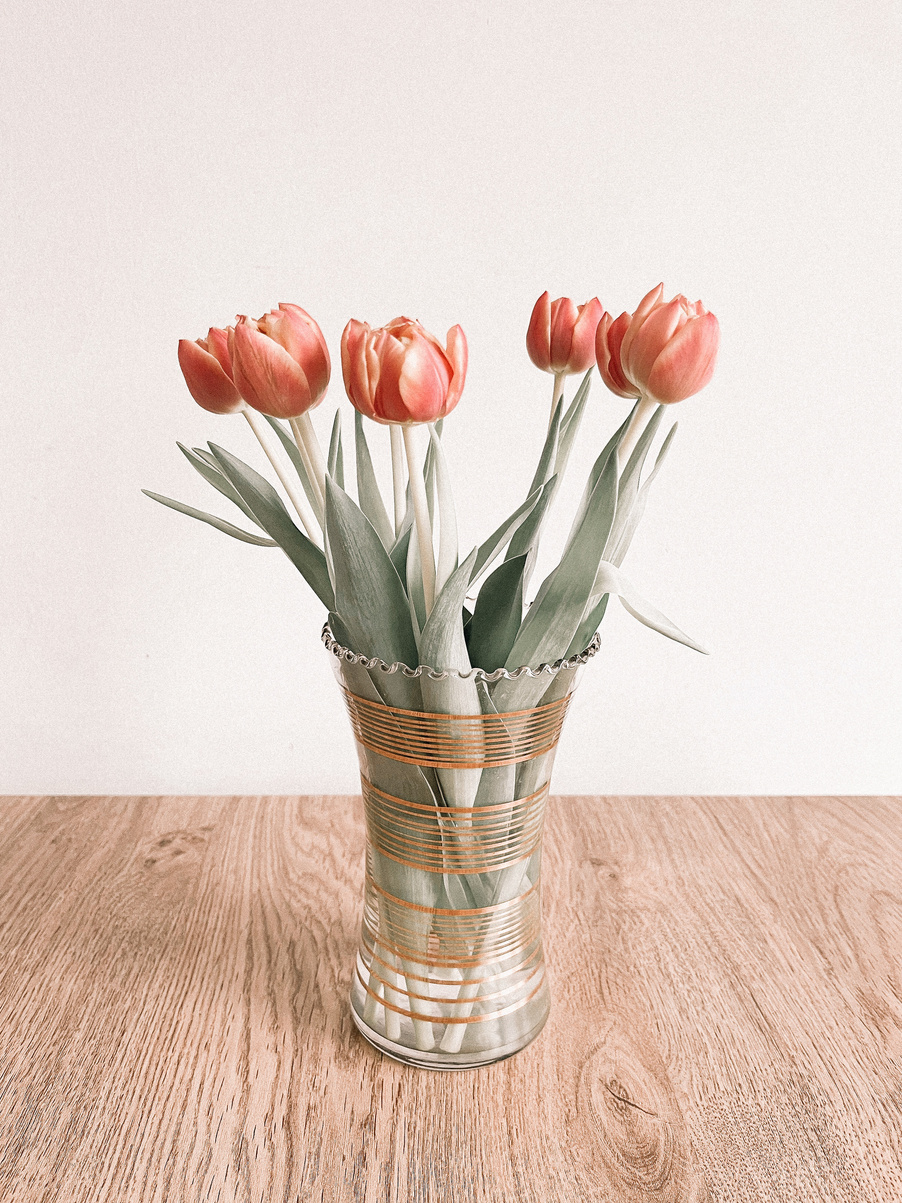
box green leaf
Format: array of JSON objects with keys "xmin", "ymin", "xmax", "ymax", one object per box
[
  {"xmin": 419, "ymin": 549, "xmax": 478, "ymax": 673},
  {"xmin": 504, "ymin": 472, "xmax": 558, "ymax": 571},
  {"xmin": 262, "ymin": 415, "xmax": 321, "ymax": 517},
  {"xmin": 587, "ymin": 561, "xmax": 707, "ymax": 654},
  {"xmin": 424, "ymin": 432, "xmax": 437, "ymax": 523},
  {"xmin": 566, "ymin": 592, "xmax": 609, "ymax": 658},
  {"xmin": 207, "ymin": 444, "xmax": 334, "ymax": 609},
  {"xmin": 328, "ymin": 409, "xmax": 344, "ymax": 490},
  {"xmin": 611, "ymin": 423, "xmax": 678, "ymax": 567},
  {"xmin": 504, "ymin": 374, "xmax": 589, "ymax": 572},
  {"xmin": 603, "ymin": 405, "xmax": 665, "ymax": 560},
  {"xmin": 560, "ymin": 403, "xmax": 634, "ymax": 553},
  {"xmin": 555, "ymin": 368, "xmax": 593, "ymax": 478},
  {"xmin": 324, "ymin": 476, "xmax": 419, "ymax": 670},
  {"xmin": 470, "ymin": 482, "xmax": 549, "ymax": 584},
  {"xmin": 467, "ymin": 553, "xmax": 527, "ymax": 672},
  {"xmin": 141, "ymin": 490, "xmax": 278, "ymax": 546},
  {"xmin": 504, "ymin": 439, "xmax": 621, "ymax": 669},
  {"xmin": 177, "ymin": 443, "xmax": 263, "ymax": 529},
  {"xmin": 525, "ymin": 395, "xmax": 563, "ymax": 497},
  {"xmin": 405, "ymin": 524, "xmax": 426, "ymax": 639},
  {"xmin": 418, "ymin": 550, "xmax": 482, "ymax": 810},
  {"xmin": 354, "ymin": 411, "xmax": 394, "ymax": 549},
  {"xmin": 389, "ymin": 521, "xmax": 412, "ymax": 583},
  {"xmin": 462, "ymin": 603, "xmax": 473, "ymax": 643}
]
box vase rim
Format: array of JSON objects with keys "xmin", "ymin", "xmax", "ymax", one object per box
[{"xmin": 321, "ymin": 623, "xmax": 600, "ymax": 683}]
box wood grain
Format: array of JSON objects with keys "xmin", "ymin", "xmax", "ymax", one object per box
[{"xmin": 0, "ymin": 796, "xmax": 900, "ymax": 1202}]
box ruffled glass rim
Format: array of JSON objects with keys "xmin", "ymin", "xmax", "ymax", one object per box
[{"xmin": 321, "ymin": 623, "xmax": 600, "ymax": 683}]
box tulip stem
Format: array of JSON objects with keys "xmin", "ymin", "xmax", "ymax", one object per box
[
  {"xmin": 428, "ymin": 424, "xmax": 458, "ymax": 597},
  {"xmin": 289, "ymin": 415, "xmax": 327, "ymax": 517},
  {"xmin": 402, "ymin": 424, "xmax": 436, "ymax": 615},
  {"xmin": 617, "ymin": 395, "xmax": 657, "ymax": 470},
  {"xmin": 242, "ymin": 408, "xmax": 321, "ymax": 544},
  {"xmin": 549, "ymin": 372, "xmax": 566, "ymax": 430},
  {"xmin": 390, "ymin": 424, "xmax": 406, "ymax": 536}
]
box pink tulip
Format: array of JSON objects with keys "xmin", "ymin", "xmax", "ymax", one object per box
[
  {"xmin": 340, "ymin": 316, "xmax": 467, "ymax": 425},
  {"xmin": 177, "ymin": 327, "xmax": 244, "ymax": 414},
  {"xmin": 618, "ymin": 284, "xmax": 720, "ymax": 404},
  {"xmin": 526, "ymin": 292, "xmax": 604, "ymax": 375},
  {"xmin": 228, "ymin": 303, "xmax": 331, "ymax": 419},
  {"xmin": 595, "ymin": 311, "xmax": 639, "ymax": 399}
]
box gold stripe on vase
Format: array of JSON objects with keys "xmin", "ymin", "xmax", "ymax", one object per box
[
  {"xmin": 361, "ymin": 779, "xmax": 549, "ymax": 874},
  {"xmin": 361, "ymin": 876, "xmax": 541, "ymax": 966},
  {"xmin": 341, "ymin": 689, "xmax": 572, "ymax": 769},
  {"xmin": 354, "ymin": 962, "xmax": 547, "ymax": 1026},
  {"xmin": 357, "ymin": 876, "xmax": 546, "ymax": 1025}
]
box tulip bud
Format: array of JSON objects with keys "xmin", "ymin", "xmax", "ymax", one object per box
[
  {"xmin": 595, "ymin": 311, "xmax": 639, "ymax": 399},
  {"xmin": 340, "ymin": 316, "xmax": 467, "ymax": 425},
  {"xmin": 228, "ymin": 303, "xmax": 331, "ymax": 419},
  {"xmin": 618, "ymin": 284, "xmax": 720, "ymax": 404},
  {"xmin": 526, "ymin": 292, "xmax": 604, "ymax": 375},
  {"xmin": 177, "ymin": 327, "xmax": 244, "ymax": 414}
]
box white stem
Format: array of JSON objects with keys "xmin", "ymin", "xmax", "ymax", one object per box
[
  {"xmin": 617, "ymin": 395, "xmax": 657, "ymax": 470},
  {"xmin": 402, "ymin": 425, "xmax": 436, "ymax": 615},
  {"xmin": 288, "ymin": 416, "xmax": 326, "ymax": 518},
  {"xmin": 389, "ymin": 423, "xmax": 406, "ymax": 537},
  {"xmin": 549, "ymin": 371, "xmax": 566, "ymax": 429},
  {"xmin": 295, "ymin": 411, "xmax": 328, "ymax": 501},
  {"xmin": 242, "ymin": 409, "xmax": 321, "ymax": 544}
]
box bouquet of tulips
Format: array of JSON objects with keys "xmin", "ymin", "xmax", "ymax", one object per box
[
  {"xmin": 146, "ymin": 285, "xmax": 719, "ymax": 1057},
  {"xmin": 148, "ymin": 284, "xmax": 718, "ymax": 677}
]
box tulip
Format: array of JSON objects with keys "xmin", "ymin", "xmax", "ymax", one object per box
[
  {"xmin": 594, "ymin": 311, "xmax": 639, "ymax": 399},
  {"xmin": 611, "ymin": 284, "xmax": 720, "ymax": 468},
  {"xmin": 228, "ymin": 303, "xmax": 331, "ymax": 420},
  {"xmin": 177, "ymin": 327, "xmax": 243, "ymax": 414},
  {"xmin": 177, "ymin": 315, "xmax": 324, "ymax": 542},
  {"xmin": 526, "ymin": 292, "xmax": 603, "ymax": 426},
  {"xmin": 341, "ymin": 316, "xmax": 467, "ymax": 615},
  {"xmin": 618, "ymin": 284, "xmax": 720, "ymax": 404},
  {"xmin": 340, "ymin": 316, "xmax": 467, "ymax": 426},
  {"xmin": 526, "ymin": 292, "xmax": 604, "ymax": 376}
]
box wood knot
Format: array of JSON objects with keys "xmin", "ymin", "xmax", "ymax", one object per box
[{"xmin": 575, "ymin": 1030, "xmax": 682, "ymax": 1194}]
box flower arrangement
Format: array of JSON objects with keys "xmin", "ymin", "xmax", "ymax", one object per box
[
  {"xmin": 146, "ymin": 284, "xmax": 719, "ymax": 1066},
  {"xmin": 148, "ymin": 284, "xmax": 719, "ymax": 675}
]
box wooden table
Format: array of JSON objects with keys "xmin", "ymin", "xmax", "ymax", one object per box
[{"xmin": 1, "ymin": 796, "xmax": 900, "ymax": 1202}]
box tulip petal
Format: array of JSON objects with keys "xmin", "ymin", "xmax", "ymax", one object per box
[
  {"xmin": 370, "ymin": 330, "xmax": 409, "ymax": 423},
  {"xmin": 625, "ymin": 297, "xmax": 686, "ymax": 387},
  {"xmin": 267, "ymin": 303, "xmax": 331, "ymax": 399},
  {"xmin": 526, "ymin": 291, "xmax": 552, "ymax": 372},
  {"xmin": 230, "ymin": 321, "xmax": 315, "ymax": 418},
  {"xmin": 443, "ymin": 324, "xmax": 468, "ymax": 413},
  {"xmin": 177, "ymin": 338, "xmax": 243, "ymax": 414},
  {"xmin": 646, "ymin": 312, "xmax": 720, "ymax": 403},
  {"xmin": 549, "ymin": 296, "xmax": 579, "ymax": 372},
  {"xmin": 567, "ymin": 297, "xmax": 604, "ymax": 374},
  {"xmin": 396, "ymin": 331, "xmax": 450, "ymax": 423},
  {"xmin": 596, "ymin": 312, "xmax": 638, "ymax": 398},
  {"xmin": 620, "ymin": 282, "xmax": 664, "ymax": 374},
  {"xmin": 201, "ymin": 327, "xmax": 234, "ymax": 378},
  {"xmin": 341, "ymin": 319, "xmax": 377, "ymax": 419}
]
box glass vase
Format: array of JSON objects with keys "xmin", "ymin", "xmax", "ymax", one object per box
[{"xmin": 324, "ymin": 624, "xmax": 599, "ymax": 1070}]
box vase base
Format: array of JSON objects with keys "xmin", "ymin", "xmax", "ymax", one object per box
[{"xmin": 350, "ymin": 1003, "xmax": 549, "ymax": 1070}]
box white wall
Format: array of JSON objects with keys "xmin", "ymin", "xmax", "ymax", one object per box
[{"xmin": 2, "ymin": 0, "xmax": 900, "ymax": 795}]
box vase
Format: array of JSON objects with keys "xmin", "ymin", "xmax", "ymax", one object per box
[{"xmin": 324, "ymin": 624, "xmax": 599, "ymax": 1070}]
